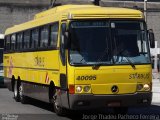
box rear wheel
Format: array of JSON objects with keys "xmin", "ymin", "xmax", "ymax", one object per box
[
  {"xmin": 13, "ymin": 80, "xmax": 20, "ymax": 102},
  {"xmin": 19, "ymin": 82, "xmax": 28, "ymax": 104}
]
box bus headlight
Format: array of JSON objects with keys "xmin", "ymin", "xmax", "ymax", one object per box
[
  {"xmin": 75, "ymin": 85, "xmax": 91, "ymax": 93},
  {"xmin": 83, "ymin": 86, "xmax": 91, "ymax": 93},
  {"xmin": 76, "ymin": 86, "xmax": 82, "ymax": 93},
  {"xmin": 143, "ymin": 84, "xmax": 150, "ymax": 91},
  {"xmin": 137, "ymin": 84, "xmax": 150, "ymax": 91},
  {"xmin": 137, "ymin": 84, "xmax": 143, "ymax": 91}
]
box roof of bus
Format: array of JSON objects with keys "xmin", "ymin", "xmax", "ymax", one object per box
[{"xmin": 5, "ymin": 4, "xmax": 143, "ymax": 35}]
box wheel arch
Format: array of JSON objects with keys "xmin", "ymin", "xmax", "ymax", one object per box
[
  {"xmin": 12, "ymin": 75, "xmax": 21, "ymax": 91},
  {"xmin": 49, "ymin": 80, "xmax": 56, "ymax": 102},
  {"xmin": 11, "ymin": 75, "xmax": 15, "ymax": 91}
]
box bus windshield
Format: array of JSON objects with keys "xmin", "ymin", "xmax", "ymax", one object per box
[{"xmin": 69, "ymin": 20, "xmax": 150, "ymax": 66}]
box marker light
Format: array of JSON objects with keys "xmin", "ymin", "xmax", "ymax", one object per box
[{"xmin": 68, "ymin": 13, "xmax": 73, "ymax": 19}]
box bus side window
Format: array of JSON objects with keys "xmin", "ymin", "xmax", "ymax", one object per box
[
  {"xmin": 16, "ymin": 33, "xmax": 23, "ymax": 50},
  {"xmin": 11, "ymin": 34, "xmax": 16, "ymax": 51},
  {"xmin": 24, "ymin": 31, "xmax": 30, "ymax": 49},
  {"xmin": 31, "ymin": 28, "xmax": 39, "ymax": 48},
  {"xmin": 49, "ymin": 23, "xmax": 59, "ymax": 48},
  {"xmin": 40, "ymin": 26, "xmax": 49, "ymax": 48},
  {"xmin": 6, "ymin": 36, "xmax": 10, "ymax": 51}
]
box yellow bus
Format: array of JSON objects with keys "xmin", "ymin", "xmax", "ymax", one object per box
[{"xmin": 4, "ymin": 5, "xmax": 155, "ymax": 115}]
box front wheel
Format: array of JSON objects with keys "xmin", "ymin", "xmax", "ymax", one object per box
[
  {"xmin": 53, "ymin": 100, "xmax": 66, "ymax": 116},
  {"xmin": 52, "ymin": 89, "xmax": 66, "ymax": 116}
]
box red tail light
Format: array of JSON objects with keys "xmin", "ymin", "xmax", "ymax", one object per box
[{"xmin": 69, "ymin": 85, "xmax": 75, "ymax": 94}]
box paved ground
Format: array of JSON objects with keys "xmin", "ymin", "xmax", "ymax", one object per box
[
  {"xmin": 152, "ymin": 79, "xmax": 160, "ymax": 104},
  {"xmin": 0, "ymin": 78, "xmax": 160, "ymax": 120},
  {"xmin": 0, "ymin": 88, "xmax": 71, "ymax": 120}
]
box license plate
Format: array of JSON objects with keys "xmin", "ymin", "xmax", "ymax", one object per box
[{"xmin": 107, "ymin": 102, "xmax": 120, "ymax": 107}]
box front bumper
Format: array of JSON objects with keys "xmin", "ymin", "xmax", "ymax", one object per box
[{"xmin": 68, "ymin": 92, "xmax": 152, "ymax": 110}]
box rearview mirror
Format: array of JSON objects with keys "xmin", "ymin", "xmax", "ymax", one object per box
[{"xmin": 148, "ymin": 29, "xmax": 155, "ymax": 48}]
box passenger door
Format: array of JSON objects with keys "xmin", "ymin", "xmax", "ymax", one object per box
[{"xmin": 59, "ymin": 22, "xmax": 69, "ymax": 108}]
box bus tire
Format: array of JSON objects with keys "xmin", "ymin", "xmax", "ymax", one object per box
[
  {"xmin": 13, "ymin": 80, "xmax": 20, "ymax": 102},
  {"xmin": 52, "ymin": 89, "xmax": 66, "ymax": 116},
  {"xmin": 49, "ymin": 83, "xmax": 66, "ymax": 116},
  {"xmin": 113, "ymin": 107, "xmax": 128, "ymax": 114},
  {"xmin": 19, "ymin": 82, "xmax": 27, "ymax": 104},
  {"xmin": 53, "ymin": 100, "xmax": 66, "ymax": 116}
]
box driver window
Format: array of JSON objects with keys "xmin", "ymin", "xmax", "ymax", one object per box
[{"xmin": 60, "ymin": 23, "xmax": 66, "ymax": 66}]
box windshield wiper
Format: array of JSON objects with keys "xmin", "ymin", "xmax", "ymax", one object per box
[
  {"xmin": 124, "ymin": 56, "xmax": 136, "ymax": 70},
  {"xmin": 92, "ymin": 63, "xmax": 102, "ymax": 70},
  {"xmin": 92, "ymin": 48, "xmax": 110, "ymax": 70},
  {"xmin": 116, "ymin": 50, "xmax": 136, "ymax": 70},
  {"xmin": 92, "ymin": 62, "xmax": 112, "ymax": 70}
]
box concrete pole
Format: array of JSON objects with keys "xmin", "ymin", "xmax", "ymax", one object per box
[
  {"xmin": 154, "ymin": 41, "xmax": 158, "ymax": 72},
  {"xmin": 144, "ymin": 0, "xmax": 147, "ymax": 22}
]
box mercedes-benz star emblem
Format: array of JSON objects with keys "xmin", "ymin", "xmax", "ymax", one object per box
[{"xmin": 111, "ymin": 85, "xmax": 119, "ymax": 93}]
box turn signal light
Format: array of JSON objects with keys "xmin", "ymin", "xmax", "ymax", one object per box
[{"xmin": 69, "ymin": 85, "xmax": 75, "ymax": 94}]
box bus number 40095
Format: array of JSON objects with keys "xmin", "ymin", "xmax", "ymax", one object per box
[{"xmin": 76, "ymin": 75, "xmax": 96, "ymax": 80}]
